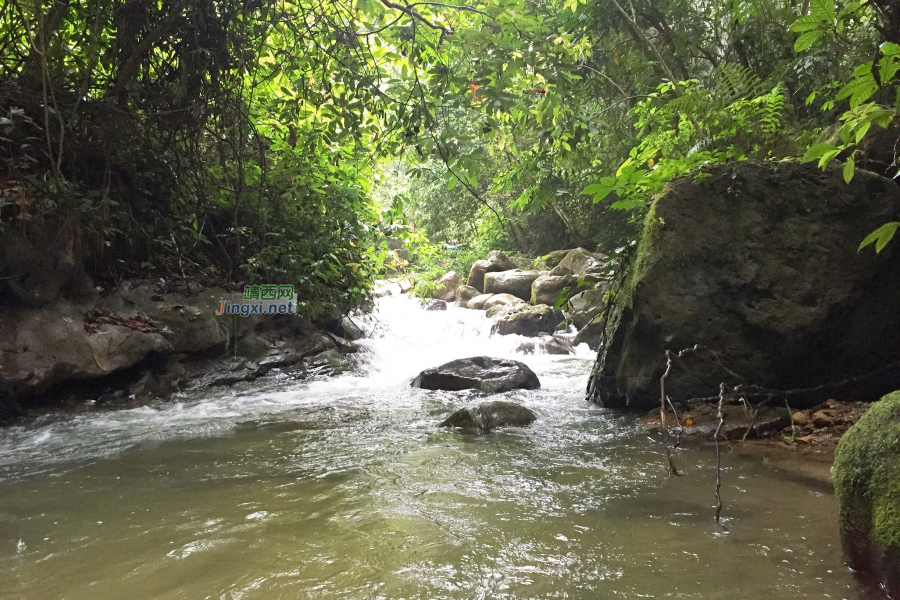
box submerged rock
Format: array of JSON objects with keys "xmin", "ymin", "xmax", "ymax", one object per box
[
  {"xmin": 439, "ymin": 400, "xmax": 537, "ymax": 433},
  {"xmin": 411, "ymin": 356, "xmax": 540, "ymax": 393},
  {"xmin": 426, "ymin": 299, "xmax": 448, "ymax": 311},
  {"xmin": 833, "ymin": 391, "xmax": 900, "ymax": 597},
  {"xmin": 467, "ymin": 251, "xmax": 517, "ymax": 293},
  {"xmin": 516, "ymin": 335, "xmax": 575, "ymax": 356},
  {"xmin": 587, "ymin": 161, "xmax": 900, "ymax": 411}
]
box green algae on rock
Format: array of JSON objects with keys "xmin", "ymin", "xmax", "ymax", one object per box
[{"xmin": 833, "ymin": 390, "xmax": 900, "ymax": 596}]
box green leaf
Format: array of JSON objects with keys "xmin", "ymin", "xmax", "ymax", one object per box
[
  {"xmin": 859, "ymin": 222, "xmax": 900, "ymax": 253},
  {"xmin": 790, "ymin": 14, "xmax": 823, "ymax": 33},
  {"xmin": 802, "ymin": 142, "xmax": 839, "ymax": 162},
  {"xmin": 794, "ymin": 30, "xmax": 824, "ymax": 52},
  {"xmin": 810, "ymin": 0, "xmax": 835, "ymax": 22},
  {"xmin": 843, "ymin": 155, "xmax": 855, "ymax": 183},
  {"xmin": 447, "ymin": 176, "xmax": 458, "ymax": 191},
  {"xmin": 817, "ymin": 148, "xmax": 842, "ymax": 168}
]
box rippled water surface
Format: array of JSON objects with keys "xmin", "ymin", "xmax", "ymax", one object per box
[{"xmin": 0, "ymin": 297, "xmax": 862, "ymax": 599}]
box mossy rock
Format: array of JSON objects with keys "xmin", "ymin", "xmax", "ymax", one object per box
[{"xmin": 834, "ymin": 391, "xmax": 900, "ymax": 595}]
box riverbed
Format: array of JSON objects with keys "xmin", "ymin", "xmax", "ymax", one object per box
[{"xmin": 0, "ymin": 296, "xmax": 862, "ymax": 599}]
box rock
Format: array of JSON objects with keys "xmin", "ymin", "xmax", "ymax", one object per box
[
  {"xmin": 531, "ymin": 274, "xmax": 577, "ymax": 306},
  {"xmin": 534, "ymin": 249, "xmax": 573, "ymax": 270},
  {"xmin": 566, "ymin": 288, "xmax": 607, "ymax": 327},
  {"xmin": 482, "ymin": 293, "xmax": 524, "ymax": 311},
  {"xmin": 439, "ymin": 400, "xmax": 537, "ymax": 433},
  {"xmin": 811, "ymin": 410, "xmax": 835, "ymax": 428},
  {"xmin": 572, "ymin": 320, "xmax": 604, "ymax": 350},
  {"xmin": 455, "ymin": 285, "xmax": 479, "ymax": 308},
  {"xmin": 467, "ymin": 293, "xmax": 494, "ymax": 310},
  {"xmin": 640, "ymin": 402, "xmax": 790, "ymax": 440},
  {"xmin": 587, "ymin": 161, "xmax": 900, "ymax": 411},
  {"xmin": 398, "ymin": 277, "xmax": 413, "ymax": 294},
  {"xmin": 374, "ymin": 280, "xmax": 402, "ymax": 297},
  {"xmin": 467, "ymin": 251, "xmax": 517, "ymax": 292},
  {"xmin": 490, "ymin": 304, "xmax": 565, "ymax": 337},
  {"xmin": 411, "ymin": 356, "xmax": 541, "ymax": 393},
  {"xmin": 516, "ymin": 336, "xmax": 574, "ymax": 355},
  {"xmin": 426, "ymin": 299, "xmax": 447, "ymax": 311},
  {"xmin": 792, "ymin": 410, "xmax": 810, "ymax": 426},
  {"xmin": 833, "ymin": 391, "xmax": 900, "ymax": 597},
  {"xmin": 549, "ymin": 265, "xmax": 575, "ymax": 277},
  {"xmin": 557, "ymin": 248, "xmax": 607, "ymax": 276},
  {"xmin": 433, "ymin": 271, "xmax": 461, "ymax": 301},
  {"xmin": 484, "ymin": 269, "xmax": 542, "ymax": 301},
  {"xmin": 341, "ymin": 317, "xmax": 367, "ymax": 340}
]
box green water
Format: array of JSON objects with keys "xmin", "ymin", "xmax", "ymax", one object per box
[{"xmin": 0, "ymin": 298, "xmax": 862, "ymax": 599}]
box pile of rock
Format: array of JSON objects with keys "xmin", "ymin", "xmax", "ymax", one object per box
[{"xmin": 428, "ymin": 248, "xmax": 612, "ymax": 350}]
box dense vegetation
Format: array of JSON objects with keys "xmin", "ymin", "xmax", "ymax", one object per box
[{"xmin": 1, "ymin": 0, "xmax": 898, "ymax": 315}]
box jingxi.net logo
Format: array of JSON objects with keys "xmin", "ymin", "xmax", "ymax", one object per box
[{"xmin": 216, "ymin": 285, "xmax": 298, "ymax": 316}]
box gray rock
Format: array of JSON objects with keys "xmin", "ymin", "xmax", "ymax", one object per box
[
  {"xmin": 426, "ymin": 299, "xmax": 448, "ymax": 311},
  {"xmin": 467, "ymin": 251, "xmax": 517, "ymax": 292},
  {"xmin": 411, "ymin": 356, "xmax": 541, "ymax": 393},
  {"xmin": 549, "ymin": 264, "xmax": 575, "ymax": 277},
  {"xmin": 433, "ymin": 271, "xmax": 461, "ymax": 301},
  {"xmin": 531, "ymin": 274, "xmax": 577, "ymax": 306},
  {"xmin": 483, "ymin": 293, "xmax": 524, "ymax": 311},
  {"xmin": 490, "ymin": 304, "xmax": 565, "ymax": 337},
  {"xmin": 587, "ymin": 161, "xmax": 900, "ymax": 411},
  {"xmin": 572, "ymin": 320, "xmax": 604, "ymax": 350},
  {"xmin": 516, "ymin": 335, "xmax": 575, "ymax": 355},
  {"xmin": 484, "ymin": 269, "xmax": 542, "ymax": 301},
  {"xmin": 440, "ymin": 400, "xmax": 537, "ymax": 433},
  {"xmin": 558, "ymin": 248, "xmax": 607, "ymax": 276},
  {"xmin": 467, "ymin": 293, "xmax": 494, "ymax": 310},
  {"xmin": 455, "ymin": 285, "xmax": 479, "ymax": 308}
]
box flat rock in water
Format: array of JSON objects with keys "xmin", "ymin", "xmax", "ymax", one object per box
[
  {"xmin": 411, "ymin": 356, "xmax": 540, "ymax": 393},
  {"xmin": 440, "ymin": 400, "xmax": 537, "ymax": 433}
]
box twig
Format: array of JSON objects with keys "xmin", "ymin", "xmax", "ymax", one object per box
[{"xmin": 714, "ymin": 382, "xmax": 726, "ymax": 524}]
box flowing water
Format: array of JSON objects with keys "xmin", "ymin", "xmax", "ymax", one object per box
[{"xmin": 0, "ymin": 296, "xmax": 863, "ymax": 599}]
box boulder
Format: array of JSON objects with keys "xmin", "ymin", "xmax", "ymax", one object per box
[
  {"xmin": 455, "ymin": 285, "xmax": 479, "ymax": 308},
  {"xmin": 484, "ymin": 269, "xmax": 542, "ymax": 301},
  {"xmin": 572, "ymin": 320, "xmax": 604, "ymax": 350},
  {"xmin": 467, "ymin": 293, "xmax": 494, "ymax": 310},
  {"xmin": 531, "ymin": 274, "xmax": 577, "ymax": 306},
  {"xmin": 534, "ymin": 249, "xmax": 573, "ymax": 271},
  {"xmin": 490, "ymin": 304, "xmax": 565, "ymax": 337},
  {"xmin": 411, "ymin": 356, "xmax": 540, "ymax": 393},
  {"xmin": 467, "ymin": 251, "xmax": 517, "ymax": 292},
  {"xmin": 567, "ymin": 288, "xmax": 607, "ymax": 328},
  {"xmin": 557, "ymin": 248, "xmax": 607, "ymax": 276},
  {"xmin": 482, "ymin": 293, "xmax": 524, "ymax": 311},
  {"xmin": 426, "ymin": 299, "xmax": 447, "ymax": 311},
  {"xmin": 586, "ymin": 161, "xmax": 900, "ymax": 411},
  {"xmin": 549, "ymin": 265, "xmax": 575, "ymax": 277},
  {"xmin": 440, "ymin": 401, "xmax": 537, "ymax": 433},
  {"xmin": 433, "ymin": 271, "xmax": 461, "ymax": 301},
  {"xmin": 833, "ymin": 390, "xmax": 900, "ymax": 597}
]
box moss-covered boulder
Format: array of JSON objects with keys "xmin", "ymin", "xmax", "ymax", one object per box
[
  {"xmin": 586, "ymin": 161, "xmax": 900, "ymax": 411},
  {"xmin": 834, "ymin": 391, "xmax": 900, "ymax": 596}
]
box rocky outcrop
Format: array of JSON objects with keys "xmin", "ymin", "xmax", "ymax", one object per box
[
  {"xmin": 455, "ymin": 285, "xmax": 478, "ymax": 307},
  {"xmin": 432, "ymin": 271, "xmax": 461, "ymax": 301},
  {"xmin": 587, "ymin": 161, "xmax": 900, "ymax": 411},
  {"xmin": 411, "ymin": 356, "xmax": 540, "ymax": 393},
  {"xmin": 439, "ymin": 400, "xmax": 537, "ymax": 433},
  {"xmin": 0, "ymin": 280, "xmax": 358, "ymax": 417},
  {"xmin": 489, "ymin": 304, "xmax": 565, "ymax": 337},
  {"xmin": 467, "ymin": 251, "xmax": 517, "ymax": 293},
  {"xmin": 833, "ymin": 391, "xmax": 900, "ymax": 596},
  {"xmin": 484, "ymin": 269, "xmax": 541, "ymax": 301}
]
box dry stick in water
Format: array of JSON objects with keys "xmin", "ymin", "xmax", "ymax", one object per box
[{"xmin": 714, "ymin": 382, "xmax": 726, "ymax": 523}]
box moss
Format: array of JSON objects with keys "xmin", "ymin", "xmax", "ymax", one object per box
[{"xmin": 834, "ymin": 390, "xmax": 900, "ymax": 548}]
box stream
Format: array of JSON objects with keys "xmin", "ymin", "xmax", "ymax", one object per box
[{"xmin": 0, "ymin": 296, "xmax": 863, "ymax": 599}]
